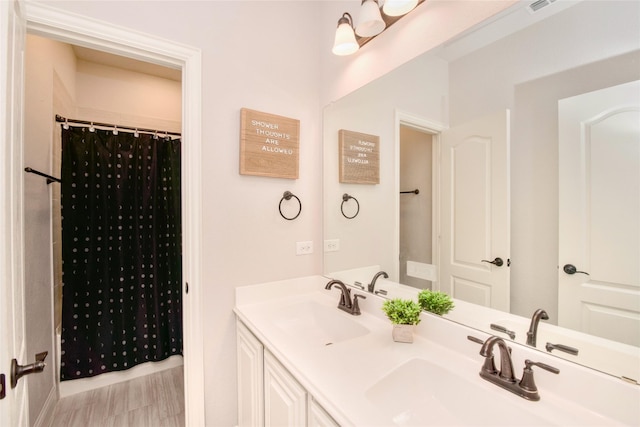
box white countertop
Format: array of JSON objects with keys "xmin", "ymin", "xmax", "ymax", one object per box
[{"xmin": 235, "ymin": 275, "xmax": 640, "ymax": 426}]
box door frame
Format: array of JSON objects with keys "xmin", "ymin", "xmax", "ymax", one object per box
[
  {"xmin": 393, "ymin": 110, "xmax": 445, "ymax": 287},
  {"xmin": 22, "ymin": 3, "xmax": 205, "ymax": 425},
  {"xmin": 1, "ymin": 0, "xmax": 28, "ymax": 424}
]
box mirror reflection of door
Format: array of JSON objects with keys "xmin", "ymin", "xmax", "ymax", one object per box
[
  {"xmin": 399, "ymin": 125, "xmax": 436, "ymax": 289},
  {"xmin": 558, "ymin": 80, "xmax": 640, "ymax": 347},
  {"xmin": 440, "ymin": 110, "xmax": 511, "ymax": 311}
]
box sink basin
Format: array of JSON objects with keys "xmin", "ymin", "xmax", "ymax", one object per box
[
  {"xmin": 273, "ymin": 301, "xmax": 369, "ymax": 346},
  {"xmin": 365, "ymin": 358, "xmax": 550, "ymax": 426}
]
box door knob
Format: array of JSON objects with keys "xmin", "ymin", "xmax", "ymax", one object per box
[
  {"xmin": 563, "ymin": 264, "xmax": 590, "ymax": 275},
  {"xmin": 11, "ymin": 351, "xmax": 48, "ymax": 388},
  {"xmin": 481, "ymin": 257, "xmax": 504, "ymax": 267}
]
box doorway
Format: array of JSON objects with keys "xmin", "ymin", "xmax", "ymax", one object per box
[
  {"xmin": 399, "ymin": 125, "xmax": 436, "ymax": 289},
  {"xmin": 25, "ymin": 31, "xmax": 185, "ymax": 421},
  {"xmin": 3, "ymin": 3, "xmax": 206, "ymax": 425},
  {"xmin": 394, "ymin": 113, "xmax": 444, "ymax": 291}
]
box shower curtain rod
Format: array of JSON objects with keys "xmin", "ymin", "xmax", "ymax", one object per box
[
  {"xmin": 55, "ymin": 115, "xmax": 182, "ymax": 137},
  {"xmin": 24, "ymin": 167, "xmax": 61, "ymax": 184}
]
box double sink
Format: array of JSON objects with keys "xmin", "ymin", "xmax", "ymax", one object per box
[{"xmin": 235, "ymin": 276, "xmax": 639, "ymax": 426}]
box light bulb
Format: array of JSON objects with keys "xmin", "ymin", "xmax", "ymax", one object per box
[
  {"xmin": 382, "ymin": 0, "xmax": 419, "ymax": 17},
  {"xmin": 332, "ymin": 13, "xmax": 359, "ymax": 56},
  {"xmin": 356, "ymin": 0, "xmax": 386, "ymax": 37}
]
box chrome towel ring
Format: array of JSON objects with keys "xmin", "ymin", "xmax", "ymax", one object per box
[
  {"xmin": 341, "ymin": 193, "xmax": 360, "ymax": 219},
  {"xmin": 279, "ymin": 191, "xmax": 302, "ymax": 220}
]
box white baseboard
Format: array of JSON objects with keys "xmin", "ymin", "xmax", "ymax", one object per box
[{"xmin": 58, "ymin": 355, "xmax": 183, "ymax": 398}]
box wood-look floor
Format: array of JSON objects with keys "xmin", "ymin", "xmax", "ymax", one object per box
[{"xmin": 48, "ymin": 366, "xmax": 185, "ymax": 427}]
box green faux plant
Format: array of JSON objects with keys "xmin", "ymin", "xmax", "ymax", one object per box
[
  {"xmin": 417, "ymin": 289, "xmax": 455, "ymax": 315},
  {"xmin": 382, "ymin": 299, "xmax": 422, "ymax": 325}
]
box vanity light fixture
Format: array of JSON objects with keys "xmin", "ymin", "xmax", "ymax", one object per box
[
  {"xmin": 356, "ymin": 0, "xmax": 386, "ymax": 37},
  {"xmin": 332, "ymin": 12, "xmax": 359, "ymax": 56},
  {"xmin": 332, "ymin": 0, "xmax": 423, "ymax": 56}
]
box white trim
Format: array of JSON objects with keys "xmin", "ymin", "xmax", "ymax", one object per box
[
  {"xmin": 393, "ymin": 110, "xmax": 446, "ymax": 287},
  {"xmin": 32, "ymin": 386, "xmax": 57, "ymax": 427},
  {"xmin": 23, "ymin": 3, "xmax": 205, "ymax": 426},
  {"xmin": 25, "ymin": 3, "xmax": 187, "ymax": 68},
  {"xmin": 1, "ymin": 0, "xmax": 29, "ymax": 424}
]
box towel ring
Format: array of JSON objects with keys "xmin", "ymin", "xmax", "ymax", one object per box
[
  {"xmin": 279, "ymin": 191, "xmax": 302, "ymax": 220},
  {"xmin": 341, "ymin": 193, "xmax": 360, "ymax": 219}
]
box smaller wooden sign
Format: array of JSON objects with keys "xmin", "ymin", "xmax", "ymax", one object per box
[
  {"xmin": 339, "ymin": 129, "xmax": 380, "ymax": 184},
  {"xmin": 240, "ymin": 108, "xmax": 300, "ymax": 179}
]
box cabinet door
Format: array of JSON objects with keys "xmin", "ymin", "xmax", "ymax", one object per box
[
  {"xmin": 308, "ymin": 396, "xmax": 340, "ymax": 427},
  {"xmin": 264, "ymin": 350, "xmax": 307, "ymax": 426},
  {"xmin": 237, "ymin": 320, "xmax": 264, "ymax": 427}
]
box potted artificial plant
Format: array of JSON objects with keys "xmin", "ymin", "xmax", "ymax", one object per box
[
  {"xmin": 381, "ymin": 298, "xmax": 422, "ymax": 343},
  {"xmin": 418, "ymin": 289, "xmax": 454, "ymax": 316}
]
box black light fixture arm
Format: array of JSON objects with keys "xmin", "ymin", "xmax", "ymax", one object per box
[{"xmin": 337, "ymin": 12, "xmax": 354, "ymax": 28}]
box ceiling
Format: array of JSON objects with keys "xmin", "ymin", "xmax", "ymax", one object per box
[{"xmin": 72, "ymin": 45, "xmax": 182, "ymax": 81}]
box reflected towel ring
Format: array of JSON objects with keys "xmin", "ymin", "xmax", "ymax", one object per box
[
  {"xmin": 341, "ymin": 193, "xmax": 360, "ymax": 219},
  {"xmin": 279, "ymin": 191, "xmax": 302, "ymax": 220}
]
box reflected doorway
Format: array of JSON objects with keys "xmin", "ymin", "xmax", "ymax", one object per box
[{"xmin": 399, "ymin": 125, "xmax": 436, "ymax": 289}]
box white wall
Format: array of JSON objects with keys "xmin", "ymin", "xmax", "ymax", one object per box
[
  {"xmin": 74, "ymin": 59, "xmax": 181, "ymax": 130},
  {"xmin": 24, "ymin": 34, "xmax": 76, "ymax": 426},
  {"xmin": 30, "ymin": 1, "xmax": 323, "ymax": 425}
]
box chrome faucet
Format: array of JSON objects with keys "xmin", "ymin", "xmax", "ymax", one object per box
[
  {"xmin": 325, "ymin": 279, "xmax": 366, "ymax": 315},
  {"xmin": 478, "ymin": 335, "xmax": 559, "ymax": 401},
  {"xmin": 368, "ymin": 271, "xmax": 388, "ymax": 293},
  {"xmin": 526, "ymin": 309, "xmax": 549, "ymax": 346}
]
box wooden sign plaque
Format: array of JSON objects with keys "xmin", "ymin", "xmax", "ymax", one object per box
[
  {"xmin": 240, "ymin": 108, "xmax": 300, "ymax": 179},
  {"xmin": 339, "ymin": 129, "xmax": 380, "ymax": 184}
]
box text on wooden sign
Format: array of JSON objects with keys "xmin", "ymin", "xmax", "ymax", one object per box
[{"xmin": 240, "ymin": 108, "xmax": 300, "ymax": 179}]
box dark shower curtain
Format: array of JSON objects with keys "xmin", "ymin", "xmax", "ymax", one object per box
[{"xmin": 60, "ymin": 126, "xmax": 182, "ymax": 381}]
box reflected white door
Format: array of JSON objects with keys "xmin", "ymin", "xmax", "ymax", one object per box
[
  {"xmin": 440, "ymin": 110, "xmax": 510, "ymax": 311},
  {"xmin": 558, "ymin": 80, "xmax": 640, "ymax": 347},
  {"xmin": 0, "ymin": 0, "xmax": 29, "ymax": 425}
]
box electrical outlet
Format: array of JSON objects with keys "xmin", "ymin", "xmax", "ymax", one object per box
[
  {"xmin": 296, "ymin": 241, "xmax": 313, "ymax": 255},
  {"xmin": 324, "ymin": 239, "xmax": 340, "ymax": 252}
]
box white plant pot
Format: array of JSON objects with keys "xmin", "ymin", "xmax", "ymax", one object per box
[{"xmin": 392, "ymin": 324, "xmax": 415, "ymax": 343}]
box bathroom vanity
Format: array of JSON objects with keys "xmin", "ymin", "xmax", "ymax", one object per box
[{"xmin": 235, "ymin": 276, "xmax": 639, "ymax": 426}]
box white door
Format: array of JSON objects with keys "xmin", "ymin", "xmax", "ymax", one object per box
[
  {"xmin": 0, "ymin": 0, "xmax": 29, "ymax": 425},
  {"xmin": 440, "ymin": 110, "xmax": 510, "ymax": 311},
  {"xmin": 558, "ymin": 80, "xmax": 640, "ymax": 347}
]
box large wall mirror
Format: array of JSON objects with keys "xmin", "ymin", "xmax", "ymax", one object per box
[{"xmin": 323, "ymin": 0, "xmax": 639, "ymax": 382}]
